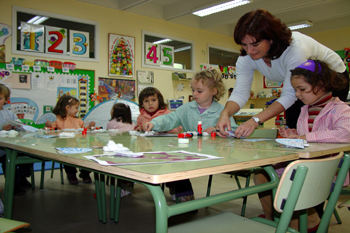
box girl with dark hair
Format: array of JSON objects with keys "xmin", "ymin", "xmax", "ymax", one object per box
[
  {"xmin": 216, "ymin": 9, "xmax": 349, "ymax": 138},
  {"xmin": 107, "ymin": 103, "xmax": 135, "ymax": 131}
]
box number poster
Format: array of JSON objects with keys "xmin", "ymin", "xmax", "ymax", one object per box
[
  {"xmin": 108, "ymin": 34, "xmax": 135, "ymax": 77},
  {"xmin": 145, "ymin": 42, "xmax": 174, "ymax": 68}
]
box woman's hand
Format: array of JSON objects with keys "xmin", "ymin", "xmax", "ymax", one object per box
[
  {"xmin": 215, "ymin": 114, "xmax": 231, "ymax": 137},
  {"xmin": 143, "ymin": 122, "xmax": 154, "ymax": 132},
  {"xmin": 233, "ymin": 118, "xmax": 258, "ymax": 138},
  {"xmin": 204, "ymin": 127, "xmax": 216, "ymax": 134}
]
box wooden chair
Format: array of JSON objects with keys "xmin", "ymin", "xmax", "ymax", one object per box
[
  {"xmin": 169, "ymin": 152, "xmax": 349, "ymax": 233},
  {"xmin": 0, "ymin": 217, "xmax": 30, "ymax": 233},
  {"xmin": 206, "ymin": 128, "xmax": 278, "ymax": 216}
]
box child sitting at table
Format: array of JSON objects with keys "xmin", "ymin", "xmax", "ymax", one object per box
[
  {"xmin": 256, "ymin": 59, "xmax": 350, "ymax": 232},
  {"xmin": 107, "ymin": 103, "xmax": 135, "ymax": 197},
  {"xmin": 46, "ymin": 95, "xmax": 96, "ymax": 185},
  {"xmin": 107, "ymin": 103, "xmax": 135, "ymax": 131},
  {"xmin": 143, "ymin": 69, "xmax": 238, "ymax": 202},
  {"xmin": 0, "ymin": 84, "xmax": 32, "ymax": 195},
  {"xmin": 134, "ymin": 87, "xmax": 182, "ymax": 133}
]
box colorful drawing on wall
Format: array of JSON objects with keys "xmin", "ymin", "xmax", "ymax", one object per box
[
  {"xmin": 98, "ymin": 78, "xmax": 135, "ymax": 102},
  {"xmin": 45, "ymin": 26, "xmax": 67, "ymax": 55},
  {"xmin": 108, "ymin": 34, "xmax": 135, "ymax": 77},
  {"xmin": 0, "ymin": 23, "xmax": 12, "ymax": 45},
  {"xmin": 69, "ymin": 30, "xmax": 89, "ymax": 58},
  {"xmin": 263, "ymin": 76, "xmax": 283, "ymax": 88},
  {"xmin": 57, "ymin": 87, "xmax": 77, "ymax": 100},
  {"xmin": 20, "ymin": 22, "xmax": 44, "ymax": 53}
]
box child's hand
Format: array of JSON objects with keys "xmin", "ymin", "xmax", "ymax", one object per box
[
  {"xmin": 279, "ymin": 126, "xmax": 298, "ymax": 138},
  {"xmin": 88, "ymin": 121, "xmax": 96, "ymax": 128},
  {"xmin": 45, "ymin": 120, "xmax": 52, "ymax": 127},
  {"xmin": 2, "ymin": 124, "xmax": 12, "ymax": 131},
  {"xmin": 204, "ymin": 127, "xmax": 216, "ymax": 133},
  {"xmin": 143, "ymin": 122, "xmax": 154, "ymax": 132},
  {"xmin": 134, "ymin": 125, "xmax": 142, "ymax": 131}
]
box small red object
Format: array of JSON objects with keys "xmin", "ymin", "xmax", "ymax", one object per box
[
  {"xmin": 211, "ymin": 132, "xmax": 216, "ymax": 137},
  {"xmin": 178, "ymin": 133, "xmax": 185, "ymax": 138}
]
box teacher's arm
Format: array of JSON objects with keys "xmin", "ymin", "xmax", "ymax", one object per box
[{"xmin": 234, "ymin": 101, "xmax": 285, "ymax": 138}]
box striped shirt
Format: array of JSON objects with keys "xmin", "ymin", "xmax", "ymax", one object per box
[{"xmin": 308, "ymin": 92, "xmax": 333, "ymax": 131}]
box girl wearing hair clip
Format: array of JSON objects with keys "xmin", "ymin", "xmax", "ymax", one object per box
[
  {"xmin": 107, "ymin": 103, "xmax": 135, "ymax": 131},
  {"xmin": 255, "ymin": 59, "xmax": 350, "ymax": 232},
  {"xmin": 46, "ymin": 95, "xmax": 95, "ymax": 185}
]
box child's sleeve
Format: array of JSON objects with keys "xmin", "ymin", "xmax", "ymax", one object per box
[
  {"xmin": 151, "ymin": 111, "xmax": 182, "ymax": 132},
  {"xmin": 229, "ymin": 116, "xmax": 239, "ymax": 130}
]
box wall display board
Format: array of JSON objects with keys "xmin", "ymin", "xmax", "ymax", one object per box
[
  {"xmin": 0, "ymin": 63, "xmax": 95, "ymax": 123},
  {"xmin": 108, "ymin": 34, "xmax": 135, "ymax": 77}
]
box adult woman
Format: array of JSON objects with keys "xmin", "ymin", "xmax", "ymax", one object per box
[{"xmin": 217, "ymin": 9, "xmax": 349, "ymax": 138}]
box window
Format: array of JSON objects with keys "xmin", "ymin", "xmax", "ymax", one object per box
[
  {"xmin": 208, "ymin": 44, "xmax": 239, "ymax": 67},
  {"xmin": 12, "ymin": 6, "xmax": 99, "ymax": 62},
  {"xmin": 142, "ymin": 31, "xmax": 195, "ymax": 72}
]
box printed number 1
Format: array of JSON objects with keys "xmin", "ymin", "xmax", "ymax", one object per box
[{"xmin": 146, "ymin": 45, "xmax": 159, "ymax": 64}]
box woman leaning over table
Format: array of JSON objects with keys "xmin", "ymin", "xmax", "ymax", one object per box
[{"xmin": 216, "ymin": 9, "xmax": 349, "ymax": 138}]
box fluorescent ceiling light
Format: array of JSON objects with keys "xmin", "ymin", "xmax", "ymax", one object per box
[
  {"xmin": 287, "ymin": 20, "xmax": 313, "ymax": 30},
  {"xmin": 192, "ymin": 0, "xmax": 252, "ymax": 17},
  {"xmin": 27, "ymin": 16, "xmax": 41, "ymax": 24},
  {"xmin": 33, "ymin": 16, "xmax": 49, "ymax": 25},
  {"xmin": 174, "ymin": 46, "xmax": 191, "ymax": 52},
  {"xmin": 153, "ymin": 39, "xmax": 172, "ymax": 44}
]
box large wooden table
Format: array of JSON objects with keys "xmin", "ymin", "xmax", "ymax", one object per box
[{"xmin": 1, "ymin": 131, "xmax": 348, "ymax": 232}]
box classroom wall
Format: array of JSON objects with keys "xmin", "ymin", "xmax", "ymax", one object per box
[
  {"xmin": 1, "ymin": 0, "xmax": 349, "ymax": 108},
  {"xmin": 0, "ymin": 0, "xmax": 238, "ymax": 106}
]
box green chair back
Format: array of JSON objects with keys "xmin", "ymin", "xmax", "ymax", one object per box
[{"xmin": 0, "ymin": 217, "xmax": 30, "ymax": 233}]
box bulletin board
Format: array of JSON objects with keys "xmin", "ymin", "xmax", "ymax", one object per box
[{"xmin": 0, "ymin": 63, "xmax": 95, "ymax": 123}]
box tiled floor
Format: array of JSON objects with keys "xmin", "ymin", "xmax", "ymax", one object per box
[{"xmin": 0, "ymin": 170, "xmax": 349, "ymax": 232}]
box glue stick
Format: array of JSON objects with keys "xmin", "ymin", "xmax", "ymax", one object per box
[{"xmin": 197, "ymin": 121, "xmax": 202, "ymax": 136}]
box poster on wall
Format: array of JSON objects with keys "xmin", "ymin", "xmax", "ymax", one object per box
[
  {"xmin": 200, "ymin": 63, "xmax": 219, "ymax": 71},
  {"xmin": 98, "ymin": 78, "xmax": 135, "ymax": 102},
  {"xmin": 20, "ymin": 22, "xmax": 44, "ymax": 53},
  {"xmin": 69, "ymin": 30, "xmax": 90, "ymax": 58},
  {"xmin": 45, "ymin": 26, "xmax": 67, "ymax": 55},
  {"xmin": 160, "ymin": 45, "xmax": 174, "ymax": 68},
  {"xmin": 108, "ymin": 34, "xmax": 135, "ymax": 77}
]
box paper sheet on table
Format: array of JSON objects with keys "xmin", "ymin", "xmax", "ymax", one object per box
[
  {"xmin": 56, "ymin": 147, "xmax": 93, "ymax": 154},
  {"xmin": 275, "ymin": 139, "xmax": 309, "ymax": 149},
  {"xmin": 84, "ymin": 150, "xmax": 222, "ymax": 166}
]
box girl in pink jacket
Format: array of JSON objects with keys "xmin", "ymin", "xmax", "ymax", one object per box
[
  {"xmin": 135, "ymin": 87, "xmax": 182, "ymax": 133},
  {"xmin": 107, "ymin": 103, "xmax": 135, "ymax": 131}
]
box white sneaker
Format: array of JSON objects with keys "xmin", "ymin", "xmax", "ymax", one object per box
[
  {"xmin": 115, "ymin": 188, "xmax": 131, "ymax": 197},
  {"xmin": 171, "ymin": 194, "xmax": 176, "ymax": 201}
]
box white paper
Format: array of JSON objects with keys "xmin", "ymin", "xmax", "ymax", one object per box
[{"xmin": 31, "ymin": 71, "xmax": 45, "ymax": 89}]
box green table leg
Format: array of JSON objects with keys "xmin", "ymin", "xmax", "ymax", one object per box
[
  {"xmin": 100, "ymin": 174, "xmax": 107, "ymax": 223},
  {"xmin": 110, "ymin": 177, "xmax": 115, "ymax": 220},
  {"xmin": 94, "ymin": 173, "xmax": 102, "ymax": 222},
  {"xmin": 114, "ymin": 179, "xmax": 122, "ymax": 223},
  {"xmin": 4, "ymin": 148, "xmax": 18, "ymax": 219}
]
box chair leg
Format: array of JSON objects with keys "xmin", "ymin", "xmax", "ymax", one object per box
[
  {"xmin": 59, "ymin": 164, "xmax": 64, "ymax": 185},
  {"xmin": 40, "ymin": 162, "xmax": 45, "ymax": 189},
  {"xmin": 30, "ymin": 165, "xmax": 35, "ymax": 190},
  {"xmin": 161, "ymin": 183, "xmax": 165, "ymax": 191},
  {"xmin": 50, "ymin": 162, "xmax": 55, "ymax": 178},
  {"xmin": 206, "ymin": 175, "xmax": 213, "ymax": 197},
  {"xmin": 333, "ymin": 208, "xmax": 342, "ymax": 224}
]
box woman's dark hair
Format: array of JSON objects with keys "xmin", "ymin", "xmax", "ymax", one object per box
[
  {"xmin": 110, "ymin": 103, "xmax": 132, "ymax": 124},
  {"xmin": 138, "ymin": 87, "xmax": 167, "ymax": 110},
  {"xmin": 234, "ymin": 9, "xmax": 292, "ymax": 59},
  {"xmin": 52, "ymin": 95, "xmax": 80, "ymax": 119},
  {"xmin": 291, "ymin": 59, "xmax": 347, "ymax": 94}
]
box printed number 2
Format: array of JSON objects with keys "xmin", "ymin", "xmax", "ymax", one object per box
[
  {"xmin": 146, "ymin": 45, "xmax": 159, "ymax": 64},
  {"xmin": 48, "ymin": 31, "xmax": 63, "ymax": 53},
  {"xmin": 73, "ymin": 33, "xmax": 87, "ymax": 55}
]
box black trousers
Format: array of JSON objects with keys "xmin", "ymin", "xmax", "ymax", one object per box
[
  {"xmin": 286, "ymin": 71, "xmax": 349, "ymax": 128},
  {"xmin": 0, "ymin": 153, "xmax": 31, "ymax": 184}
]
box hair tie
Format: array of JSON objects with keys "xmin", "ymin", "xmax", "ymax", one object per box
[
  {"xmin": 68, "ymin": 98, "xmax": 72, "ymax": 103},
  {"xmin": 295, "ymin": 60, "xmax": 322, "ymax": 74}
]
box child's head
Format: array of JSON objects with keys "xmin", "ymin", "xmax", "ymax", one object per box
[
  {"xmin": 290, "ymin": 59, "xmax": 347, "ymax": 104},
  {"xmin": 0, "ymin": 84, "xmax": 10, "ymax": 109},
  {"xmin": 191, "ymin": 69, "xmax": 225, "ymax": 106},
  {"xmin": 110, "ymin": 103, "xmax": 132, "ymax": 124},
  {"xmin": 53, "ymin": 95, "xmax": 80, "ymax": 119},
  {"xmin": 138, "ymin": 87, "xmax": 167, "ymax": 113}
]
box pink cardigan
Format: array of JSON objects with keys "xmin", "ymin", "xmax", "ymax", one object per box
[
  {"xmin": 135, "ymin": 108, "xmax": 182, "ymax": 133},
  {"xmin": 297, "ymin": 97, "xmax": 350, "ymax": 143},
  {"xmin": 107, "ymin": 119, "xmax": 135, "ymax": 131}
]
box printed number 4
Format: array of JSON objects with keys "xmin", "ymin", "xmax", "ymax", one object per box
[{"xmin": 146, "ymin": 45, "xmax": 159, "ymax": 64}]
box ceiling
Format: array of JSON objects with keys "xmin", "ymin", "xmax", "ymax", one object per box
[{"xmin": 76, "ymin": 0, "xmax": 350, "ymax": 37}]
